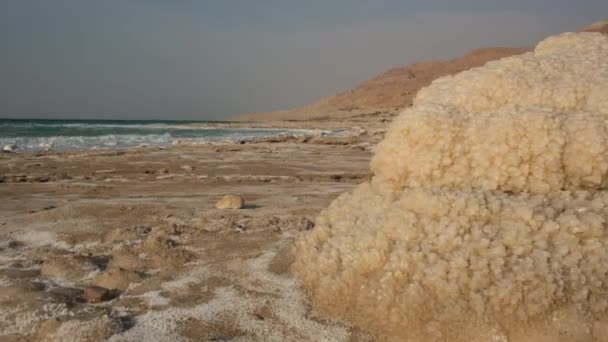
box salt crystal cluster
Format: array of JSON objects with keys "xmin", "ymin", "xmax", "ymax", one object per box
[{"xmin": 292, "ymin": 33, "xmax": 608, "ymax": 341}]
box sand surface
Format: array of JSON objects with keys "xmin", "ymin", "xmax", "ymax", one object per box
[{"xmin": 0, "ymin": 126, "xmax": 378, "ymax": 341}]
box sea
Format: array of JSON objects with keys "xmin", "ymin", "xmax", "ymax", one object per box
[{"xmin": 0, "ymin": 119, "xmax": 321, "ymax": 152}]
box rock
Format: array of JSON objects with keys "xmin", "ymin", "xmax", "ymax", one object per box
[
  {"xmin": 35, "ymin": 318, "xmax": 63, "ymax": 341},
  {"xmin": 83, "ymin": 285, "xmax": 114, "ymax": 303},
  {"xmin": 190, "ymin": 217, "xmax": 221, "ymax": 232},
  {"xmin": 0, "ymin": 280, "xmax": 46, "ymax": 298},
  {"xmin": 41, "ymin": 256, "xmax": 88, "ymax": 282},
  {"xmin": 158, "ymin": 168, "xmax": 169, "ymax": 174},
  {"xmin": 54, "ymin": 173, "xmax": 72, "ymax": 180},
  {"xmin": 104, "ymin": 225, "xmax": 151, "ymax": 243},
  {"xmin": 297, "ymin": 136, "xmax": 312, "ymax": 143},
  {"xmin": 109, "ymin": 250, "xmax": 151, "ymax": 270},
  {"xmin": 31, "ymin": 176, "xmax": 50, "ymax": 183},
  {"xmin": 94, "ymin": 266, "xmax": 144, "ymax": 291},
  {"xmin": 2, "ymin": 144, "xmax": 16, "ymax": 153},
  {"xmin": 45, "ymin": 315, "xmax": 122, "ymax": 342},
  {"xmin": 180, "ymin": 165, "xmax": 194, "ymax": 171},
  {"xmin": 141, "ymin": 229, "xmax": 178, "ymax": 252},
  {"xmin": 44, "ymin": 287, "xmax": 84, "ymax": 307},
  {"xmin": 215, "ymin": 195, "xmax": 245, "ymax": 209},
  {"xmin": 254, "ymin": 305, "xmax": 273, "ymax": 320}
]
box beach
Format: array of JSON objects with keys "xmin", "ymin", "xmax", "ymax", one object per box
[{"xmin": 0, "ymin": 117, "xmax": 384, "ymax": 341}]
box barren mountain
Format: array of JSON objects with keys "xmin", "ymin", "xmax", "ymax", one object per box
[
  {"xmin": 237, "ymin": 20, "xmax": 607, "ymax": 122},
  {"xmin": 236, "ymin": 47, "xmax": 529, "ymax": 121},
  {"xmin": 580, "ymin": 20, "xmax": 608, "ymax": 34}
]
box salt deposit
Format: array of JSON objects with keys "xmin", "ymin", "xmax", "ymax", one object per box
[{"xmin": 292, "ymin": 32, "xmax": 608, "ymax": 341}]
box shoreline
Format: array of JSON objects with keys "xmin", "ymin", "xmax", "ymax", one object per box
[{"xmin": 1, "ymin": 115, "xmax": 396, "ymax": 155}]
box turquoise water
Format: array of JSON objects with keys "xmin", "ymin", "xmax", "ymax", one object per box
[{"xmin": 0, "ymin": 119, "xmax": 315, "ymax": 152}]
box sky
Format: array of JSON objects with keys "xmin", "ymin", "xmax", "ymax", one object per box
[{"xmin": 1, "ymin": 1, "xmax": 607, "ymax": 120}]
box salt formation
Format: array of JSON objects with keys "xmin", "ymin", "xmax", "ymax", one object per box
[{"xmin": 292, "ymin": 32, "xmax": 608, "ymax": 341}]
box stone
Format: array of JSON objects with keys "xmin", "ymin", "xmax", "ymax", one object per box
[
  {"xmin": 180, "ymin": 165, "xmax": 195, "ymax": 171},
  {"xmin": 94, "ymin": 266, "xmax": 144, "ymax": 291},
  {"xmin": 41, "ymin": 256, "xmax": 88, "ymax": 282},
  {"xmin": 83, "ymin": 285, "xmax": 114, "ymax": 303},
  {"xmin": 45, "ymin": 315, "xmax": 122, "ymax": 342},
  {"xmin": 215, "ymin": 195, "xmax": 245, "ymax": 209},
  {"xmin": 35, "ymin": 318, "xmax": 63, "ymax": 341},
  {"xmin": 2, "ymin": 144, "xmax": 16, "ymax": 153},
  {"xmin": 0, "ymin": 280, "xmax": 46, "ymax": 298}
]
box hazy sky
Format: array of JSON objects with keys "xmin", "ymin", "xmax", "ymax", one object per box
[{"xmin": 1, "ymin": 1, "xmax": 607, "ymax": 120}]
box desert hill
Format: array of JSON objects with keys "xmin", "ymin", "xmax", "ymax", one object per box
[
  {"xmin": 580, "ymin": 20, "xmax": 608, "ymax": 34},
  {"xmin": 237, "ymin": 20, "xmax": 607, "ymax": 122},
  {"xmin": 237, "ymin": 47, "xmax": 528, "ymax": 121}
]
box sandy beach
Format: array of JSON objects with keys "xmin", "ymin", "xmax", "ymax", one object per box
[{"xmin": 0, "ymin": 119, "xmax": 382, "ymax": 341}]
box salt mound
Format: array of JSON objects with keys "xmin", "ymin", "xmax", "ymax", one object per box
[
  {"xmin": 372, "ymin": 32, "xmax": 608, "ymax": 195},
  {"xmin": 292, "ymin": 32, "xmax": 608, "ymax": 341}
]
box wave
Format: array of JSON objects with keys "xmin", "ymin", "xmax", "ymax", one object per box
[
  {"xmin": 0, "ymin": 122, "xmax": 212, "ymax": 130},
  {"xmin": 0, "ymin": 133, "xmax": 174, "ymax": 152},
  {"xmin": 0, "ymin": 128, "xmax": 327, "ymax": 152}
]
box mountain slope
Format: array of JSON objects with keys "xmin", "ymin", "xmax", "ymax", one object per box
[
  {"xmin": 237, "ymin": 47, "xmax": 528, "ymax": 121},
  {"xmin": 237, "ymin": 20, "xmax": 607, "ymax": 122}
]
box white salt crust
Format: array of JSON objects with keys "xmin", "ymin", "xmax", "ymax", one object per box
[
  {"xmin": 293, "ymin": 33, "xmax": 608, "ymax": 341},
  {"xmin": 372, "ymin": 32, "xmax": 608, "ymax": 195},
  {"xmin": 109, "ymin": 251, "xmax": 351, "ymax": 342}
]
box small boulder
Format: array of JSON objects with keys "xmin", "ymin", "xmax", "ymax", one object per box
[
  {"xmin": 180, "ymin": 165, "xmax": 194, "ymax": 171},
  {"xmin": 83, "ymin": 285, "xmax": 114, "ymax": 303},
  {"xmin": 215, "ymin": 195, "xmax": 245, "ymax": 209},
  {"xmin": 2, "ymin": 144, "xmax": 16, "ymax": 153},
  {"xmin": 44, "ymin": 315, "xmax": 122, "ymax": 342},
  {"xmin": 41, "ymin": 256, "xmax": 88, "ymax": 282},
  {"xmin": 94, "ymin": 266, "xmax": 143, "ymax": 291}
]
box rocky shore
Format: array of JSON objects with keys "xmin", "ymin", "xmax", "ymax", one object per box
[{"xmin": 0, "ymin": 121, "xmax": 381, "ymax": 341}]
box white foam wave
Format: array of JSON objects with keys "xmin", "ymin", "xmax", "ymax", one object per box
[
  {"xmin": 0, "ymin": 133, "xmax": 174, "ymax": 152},
  {"xmin": 0, "ymin": 129, "xmax": 331, "ymax": 152}
]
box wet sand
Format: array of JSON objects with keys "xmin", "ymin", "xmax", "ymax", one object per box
[{"xmin": 0, "ymin": 129, "xmax": 380, "ymax": 341}]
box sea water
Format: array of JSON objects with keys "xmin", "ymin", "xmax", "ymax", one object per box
[{"xmin": 0, "ymin": 119, "xmax": 320, "ymax": 152}]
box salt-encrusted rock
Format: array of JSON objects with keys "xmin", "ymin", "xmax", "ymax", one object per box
[
  {"xmin": 0, "ymin": 280, "xmax": 45, "ymax": 298},
  {"xmin": 44, "ymin": 315, "xmax": 122, "ymax": 342},
  {"xmin": 293, "ymin": 32, "xmax": 608, "ymax": 341},
  {"xmin": 35, "ymin": 318, "xmax": 63, "ymax": 341},
  {"xmin": 2, "ymin": 144, "xmax": 16, "ymax": 153},
  {"xmin": 215, "ymin": 195, "xmax": 245, "ymax": 209},
  {"xmin": 83, "ymin": 285, "xmax": 114, "ymax": 303},
  {"xmin": 94, "ymin": 266, "xmax": 143, "ymax": 291},
  {"xmin": 41, "ymin": 256, "xmax": 88, "ymax": 282},
  {"xmin": 180, "ymin": 164, "xmax": 194, "ymax": 171}
]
